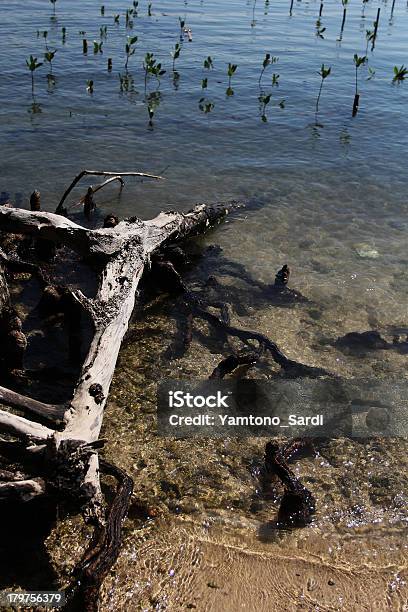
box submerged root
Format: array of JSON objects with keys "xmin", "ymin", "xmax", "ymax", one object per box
[
  {"xmin": 264, "ymin": 440, "xmax": 316, "ymax": 527},
  {"xmin": 64, "ymin": 460, "xmax": 133, "ymax": 612}
]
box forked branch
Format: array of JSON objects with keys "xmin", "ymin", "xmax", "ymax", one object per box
[{"xmin": 56, "ymin": 169, "xmax": 164, "ymax": 214}]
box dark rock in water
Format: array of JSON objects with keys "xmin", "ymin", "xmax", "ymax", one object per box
[
  {"xmin": 103, "ymin": 214, "xmax": 119, "ymax": 228},
  {"xmin": 275, "ymin": 264, "xmax": 290, "ymax": 286},
  {"xmin": 30, "ymin": 190, "xmax": 41, "ymax": 211},
  {"xmin": 335, "ymin": 330, "xmax": 389, "ymax": 350},
  {"xmin": 278, "ymin": 486, "xmax": 316, "ymax": 526}
]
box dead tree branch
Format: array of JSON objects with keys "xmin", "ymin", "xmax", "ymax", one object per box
[{"xmin": 56, "ymin": 169, "xmax": 164, "ymax": 214}]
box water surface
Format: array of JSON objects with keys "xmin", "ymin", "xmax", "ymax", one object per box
[{"xmin": 0, "ymin": 0, "xmax": 407, "ymax": 609}]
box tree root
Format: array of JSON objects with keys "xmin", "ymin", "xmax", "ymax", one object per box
[
  {"xmin": 64, "ymin": 459, "xmax": 133, "ymax": 612},
  {"xmin": 264, "ymin": 440, "xmax": 316, "ymax": 527},
  {"xmin": 209, "ymin": 351, "xmax": 259, "ymax": 379}
]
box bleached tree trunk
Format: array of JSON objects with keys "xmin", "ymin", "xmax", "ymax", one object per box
[{"xmin": 0, "ymin": 201, "xmax": 242, "ymax": 518}]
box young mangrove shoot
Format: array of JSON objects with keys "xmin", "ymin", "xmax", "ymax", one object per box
[
  {"xmin": 340, "ymin": 0, "xmax": 348, "ymax": 36},
  {"xmin": 316, "ymin": 63, "xmax": 331, "ymax": 114},
  {"xmin": 259, "ymin": 93, "xmax": 272, "ymax": 122},
  {"xmin": 172, "ymin": 42, "xmax": 181, "ymax": 74},
  {"xmin": 50, "ymin": 0, "xmax": 57, "ymax": 18},
  {"xmin": 392, "ymin": 65, "xmax": 408, "ymax": 82},
  {"xmin": 259, "ymin": 55, "xmax": 278, "ymax": 88},
  {"xmin": 227, "ymin": 63, "xmax": 238, "ymax": 96},
  {"xmin": 143, "ymin": 53, "xmax": 166, "ymax": 92},
  {"xmin": 353, "ymin": 54, "xmax": 366, "ymax": 115},
  {"xmin": 44, "ymin": 49, "xmax": 57, "ymax": 86},
  {"xmin": 125, "ymin": 36, "xmax": 138, "ymax": 71},
  {"xmin": 93, "ymin": 40, "xmax": 103, "ymax": 54},
  {"xmin": 179, "ymin": 17, "xmax": 185, "ymax": 39},
  {"xmin": 315, "ymin": 19, "xmax": 326, "ymax": 39},
  {"xmin": 204, "ymin": 56, "xmax": 214, "ymax": 70},
  {"xmin": 365, "ymin": 29, "xmax": 374, "ymax": 56},
  {"xmin": 199, "ymin": 98, "xmax": 215, "ymax": 114},
  {"xmin": 26, "ymin": 55, "xmax": 43, "ymax": 97}
]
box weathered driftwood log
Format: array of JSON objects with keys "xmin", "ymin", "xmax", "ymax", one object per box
[{"xmin": 0, "ymin": 200, "xmax": 244, "ymax": 520}]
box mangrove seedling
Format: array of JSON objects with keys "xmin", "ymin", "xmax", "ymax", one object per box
[
  {"xmin": 101, "ymin": 5, "xmax": 105, "ymax": 15},
  {"xmin": 44, "ymin": 49, "xmax": 57, "ymax": 85},
  {"xmin": 279, "ymin": 99, "xmax": 285, "ymax": 108},
  {"xmin": 251, "ymin": 0, "xmax": 257, "ymax": 27},
  {"xmin": 50, "ymin": 0, "xmax": 57, "ymax": 18},
  {"xmin": 201, "ymin": 77, "xmax": 208, "ymax": 89},
  {"xmin": 204, "ymin": 56, "xmax": 214, "ymax": 70},
  {"xmin": 114, "ymin": 14, "xmax": 120, "ymax": 24},
  {"xmin": 126, "ymin": 9, "xmax": 134, "ymax": 28},
  {"xmin": 83, "ymin": 38, "xmax": 88, "ymax": 54},
  {"xmin": 143, "ymin": 53, "xmax": 166, "ymax": 91},
  {"xmin": 272, "ymin": 73, "xmax": 280, "ymax": 86},
  {"xmin": 93, "ymin": 40, "xmax": 103, "ymax": 54},
  {"xmin": 26, "ymin": 55, "xmax": 43, "ymax": 96},
  {"xmin": 133, "ymin": 1, "xmax": 139, "ymax": 14},
  {"xmin": 371, "ymin": 9, "xmax": 380, "ymax": 50},
  {"xmin": 108, "ymin": 57, "xmax": 113, "ymax": 71},
  {"xmin": 259, "ymin": 53, "xmax": 275, "ymax": 87},
  {"xmin": 87, "ymin": 79, "xmax": 94, "ymax": 94},
  {"xmin": 392, "ymin": 65, "xmax": 408, "ymax": 82},
  {"xmin": 226, "ymin": 63, "xmax": 237, "ymax": 96},
  {"xmin": 179, "ymin": 17, "xmax": 185, "ymax": 38},
  {"xmin": 125, "ymin": 36, "xmax": 138, "ymax": 71},
  {"xmin": 353, "ymin": 54, "xmax": 366, "ymax": 115},
  {"xmin": 315, "ymin": 63, "xmax": 331, "ymax": 114},
  {"xmin": 62, "ymin": 26, "xmax": 66, "ymax": 43},
  {"xmin": 315, "ymin": 19, "xmax": 326, "ymax": 39},
  {"xmin": 100, "ymin": 25, "xmax": 108, "ymax": 39},
  {"xmin": 148, "ymin": 3, "xmax": 152, "ymax": 16},
  {"xmin": 171, "ymin": 43, "xmax": 181, "ymax": 73},
  {"xmin": 260, "ymin": 54, "xmax": 271, "ymax": 85},
  {"xmin": 259, "ymin": 93, "xmax": 271, "ymax": 122},
  {"xmin": 365, "ymin": 29, "xmax": 374, "ymax": 56},
  {"xmin": 199, "ymin": 98, "xmax": 215, "ymax": 113},
  {"xmin": 340, "ymin": 0, "xmax": 348, "ymax": 37}
]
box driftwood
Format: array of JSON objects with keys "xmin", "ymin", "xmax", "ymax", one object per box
[
  {"xmin": 55, "ymin": 169, "xmax": 164, "ymax": 214},
  {"xmin": 0, "ymin": 199, "xmax": 244, "ymax": 520}
]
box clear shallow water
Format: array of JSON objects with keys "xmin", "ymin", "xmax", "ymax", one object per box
[{"xmin": 1, "ymin": 0, "xmax": 408, "ymax": 609}]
